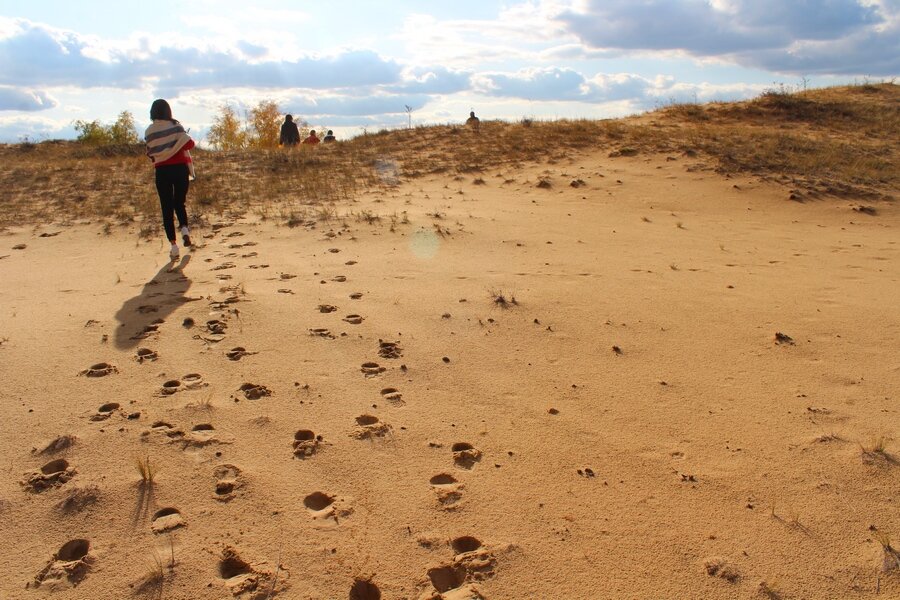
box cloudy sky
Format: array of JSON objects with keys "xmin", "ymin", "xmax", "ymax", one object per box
[{"xmin": 0, "ymin": 0, "xmax": 897, "ymax": 143}]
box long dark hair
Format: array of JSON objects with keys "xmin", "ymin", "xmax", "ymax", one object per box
[{"xmin": 150, "ymin": 99, "xmax": 176, "ymax": 123}]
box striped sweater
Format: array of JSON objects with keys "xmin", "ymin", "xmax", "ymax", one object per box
[{"xmin": 145, "ymin": 120, "xmax": 194, "ymax": 168}]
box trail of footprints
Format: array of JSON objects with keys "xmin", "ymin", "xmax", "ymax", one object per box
[{"xmin": 33, "ymin": 222, "xmax": 501, "ymax": 597}]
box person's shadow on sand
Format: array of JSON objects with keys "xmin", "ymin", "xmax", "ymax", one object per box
[{"xmin": 114, "ymin": 255, "xmax": 192, "ymax": 350}]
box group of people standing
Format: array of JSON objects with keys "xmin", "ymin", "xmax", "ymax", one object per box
[{"xmin": 279, "ymin": 114, "xmax": 335, "ymax": 147}]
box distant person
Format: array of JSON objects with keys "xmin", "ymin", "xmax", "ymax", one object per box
[
  {"xmin": 323, "ymin": 129, "xmax": 336, "ymax": 143},
  {"xmin": 280, "ymin": 114, "xmax": 301, "ymax": 146},
  {"xmin": 302, "ymin": 129, "xmax": 320, "ymax": 145},
  {"xmin": 145, "ymin": 98, "xmax": 194, "ymax": 261},
  {"xmin": 466, "ymin": 111, "xmax": 480, "ymax": 130}
]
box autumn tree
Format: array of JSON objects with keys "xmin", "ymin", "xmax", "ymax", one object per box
[
  {"xmin": 109, "ymin": 111, "xmax": 140, "ymax": 144},
  {"xmin": 73, "ymin": 110, "xmax": 139, "ymax": 145},
  {"xmin": 247, "ymin": 100, "xmax": 281, "ymax": 149},
  {"xmin": 207, "ymin": 104, "xmax": 247, "ymax": 150}
]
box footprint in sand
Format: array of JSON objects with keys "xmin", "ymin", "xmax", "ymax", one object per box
[
  {"xmin": 345, "ymin": 260, "xmax": 357, "ymax": 265},
  {"xmin": 135, "ymin": 348, "xmax": 158, "ymax": 363},
  {"xmin": 239, "ymin": 383, "xmax": 271, "ymax": 400},
  {"xmin": 137, "ymin": 304, "xmax": 158, "ymax": 314},
  {"xmin": 349, "ymin": 578, "xmax": 380, "ymax": 599},
  {"xmin": 361, "ymin": 362, "xmax": 386, "ymax": 377},
  {"xmin": 378, "ymin": 340, "xmax": 402, "ymax": 359},
  {"xmin": 304, "ymin": 491, "xmax": 334, "ymax": 513},
  {"xmin": 240, "ymin": 252, "xmax": 258, "ymax": 258},
  {"xmin": 277, "ymin": 288, "xmax": 294, "ymax": 294},
  {"xmin": 218, "ymin": 546, "xmax": 276, "ymax": 596},
  {"xmin": 206, "ymin": 319, "xmax": 228, "ymax": 334},
  {"xmin": 150, "ymin": 507, "xmax": 185, "ymax": 533},
  {"xmin": 225, "ymin": 347, "xmax": 256, "ymax": 361},
  {"xmin": 380, "ymin": 387, "xmax": 404, "ymax": 405},
  {"xmin": 182, "ymin": 423, "xmax": 231, "ymax": 448},
  {"xmin": 430, "ymin": 473, "xmax": 464, "ymax": 508},
  {"xmin": 247, "ymin": 264, "xmax": 269, "ymax": 269},
  {"xmin": 309, "ymin": 328, "xmax": 335, "ymax": 339},
  {"xmin": 293, "ymin": 429, "xmax": 322, "ymax": 458},
  {"xmin": 331, "ymin": 275, "xmax": 347, "ymax": 282},
  {"xmin": 211, "ymin": 262, "xmax": 236, "ymax": 271},
  {"xmin": 352, "ymin": 415, "xmax": 392, "ymax": 439},
  {"xmin": 350, "ymin": 292, "xmax": 363, "ymax": 300},
  {"xmin": 22, "ymin": 459, "xmax": 76, "ymax": 492},
  {"xmin": 426, "ymin": 538, "xmax": 497, "ymax": 596},
  {"xmin": 224, "ymin": 231, "xmax": 244, "ymax": 238},
  {"xmin": 144, "ymin": 421, "xmax": 184, "ymax": 441},
  {"xmin": 303, "ymin": 491, "xmax": 352, "ymax": 523},
  {"xmin": 89, "ymin": 402, "xmax": 121, "ymax": 422},
  {"xmin": 452, "ymin": 443, "xmax": 482, "ymax": 469},
  {"xmin": 79, "ymin": 362, "xmax": 117, "ymax": 377},
  {"xmin": 182, "ymin": 373, "xmax": 205, "ymax": 389},
  {"xmin": 343, "ymin": 314, "xmax": 364, "ymax": 325},
  {"xmin": 33, "ymin": 539, "xmax": 92, "ymax": 589},
  {"xmin": 130, "ymin": 323, "xmax": 159, "ymax": 341},
  {"xmin": 161, "ymin": 379, "xmax": 182, "ymax": 395},
  {"xmin": 328, "ymin": 248, "xmax": 341, "ymax": 253},
  {"xmin": 318, "ymin": 304, "xmax": 338, "ymax": 313},
  {"xmin": 426, "ymin": 565, "xmax": 467, "ymax": 596},
  {"xmin": 159, "ymin": 374, "xmax": 205, "ymax": 396},
  {"xmin": 213, "ymin": 465, "xmax": 243, "ymax": 501},
  {"xmin": 280, "ymin": 273, "xmax": 297, "ymax": 280},
  {"xmin": 451, "ymin": 536, "xmax": 483, "ymax": 554}
]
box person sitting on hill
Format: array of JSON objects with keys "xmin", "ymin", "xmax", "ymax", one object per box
[
  {"xmin": 323, "ymin": 130, "xmax": 336, "ymax": 143},
  {"xmin": 302, "ymin": 129, "xmax": 320, "ymax": 145},
  {"xmin": 466, "ymin": 111, "xmax": 480, "ymax": 130},
  {"xmin": 279, "ymin": 114, "xmax": 300, "ymax": 146}
]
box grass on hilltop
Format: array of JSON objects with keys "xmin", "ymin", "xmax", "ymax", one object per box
[{"xmin": 0, "ymin": 83, "xmax": 896, "ymax": 228}]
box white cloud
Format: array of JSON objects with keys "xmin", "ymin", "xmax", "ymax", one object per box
[
  {"xmin": 473, "ymin": 67, "xmax": 655, "ymax": 103},
  {"xmin": 554, "ymin": 0, "xmax": 900, "ymax": 75},
  {"xmin": 0, "ymin": 18, "xmax": 404, "ymax": 94},
  {"xmin": 0, "ymin": 87, "xmax": 57, "ymax": 111},
  {"xmin": 0, "ymin": 114, "xmax": 73, "ymax": 140}
]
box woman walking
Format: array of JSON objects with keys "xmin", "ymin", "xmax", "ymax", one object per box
[{"xmin": 145, "ymin": 99, "xmax": 195, "ymax": 260}]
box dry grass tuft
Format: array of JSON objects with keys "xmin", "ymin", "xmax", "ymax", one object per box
[
  {"xmin": 861, "ymin": 435, "xmax": 890, "ymax": 458},
  {"xmin": 490, "ymin": 289, "xmax": 518, "ymax": 308},
  {"xmin": 875, "ymin": 531, "xmax": 900, "ymax": 573},
  {"xmin": 134, "ymin": 455, "xmax": 158, "ymax": 485},
  {"xmin": 135, "ymin": 551, "xmax": 166, "ymax": 598}
]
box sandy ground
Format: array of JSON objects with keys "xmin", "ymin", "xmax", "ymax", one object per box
[{"xmin": 1, "ymin": 152, "xmax": 898, "ymax": 599}]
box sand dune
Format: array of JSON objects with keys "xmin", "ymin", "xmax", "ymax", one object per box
[{"xmin": 1, "ymin": 144, "xmax": 899, "ymax": 598}]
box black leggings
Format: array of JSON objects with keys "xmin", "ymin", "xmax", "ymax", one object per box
[{"xmin": 155, "ymin": 164, "xmax": 190, "ymax": 242}]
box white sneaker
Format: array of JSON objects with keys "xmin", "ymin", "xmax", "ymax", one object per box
[
  {"xmin": 181, "ymin": 226, "xmax": 192, "ymax": 248},
  {"xmin": 170, "ymin": 245, "xmax": 180, "ymax": 260}
]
